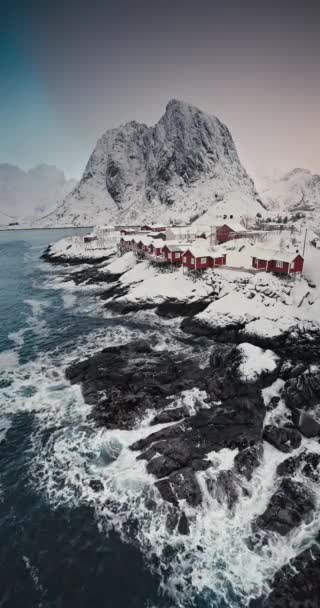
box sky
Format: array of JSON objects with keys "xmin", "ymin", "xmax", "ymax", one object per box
[{"xmin": 1, "ymin": 0, "xmax": 319, "ymax": 180}]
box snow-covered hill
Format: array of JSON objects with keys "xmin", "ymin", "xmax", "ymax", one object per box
[
  {"xmin": 257, "ymin": 168, "xmax": 320, "ymax": 218},
  {"xmin": 0, "ymin": 163, "xmax": 76, "ymax": 225},
  {"xmin": 38, "ymin": 99, "xmax": 265, "ymax": 227}
]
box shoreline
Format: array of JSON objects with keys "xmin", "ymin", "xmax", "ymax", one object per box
[{"xmin": 39, "ymin": 238, "xmax": 320, "ymax": 607}]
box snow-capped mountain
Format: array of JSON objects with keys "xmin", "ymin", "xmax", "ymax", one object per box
[
  {"xmin": 39, "ymin": 99, "xmax": 265, "ymax": 227},
  {"xmin": 257, "ymin": 168, "xmax": 320, "ymax": 214},
  {"xmin": 0, "ymin": 163, "xmax": 76, "ymax": 225}
]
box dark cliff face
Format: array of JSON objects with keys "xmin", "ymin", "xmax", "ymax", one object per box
[{"xmin": 48, "ymin": 99, "xmax": 262, "ymax": 226}]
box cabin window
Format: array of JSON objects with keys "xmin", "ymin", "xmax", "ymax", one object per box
[
  {"xmin": 290, "ymin": 261, "xmax": 295, "ymax": 269},
  {"xmin": 276, "ymin": 261, "xmax": 284, "ymax": 268},
  {"xmin": 183, "ymin": 256, "xmax": 186, "ymax": 263},
  {"xmin": 191, "ymin": 257, "xmax": 195, "ymax": 264},
  {"xmin": 168, "ymin": 253, "xmax": 172, "ymax": 259},
  {"xmin": 175, "ymin": 252, "xmax": 181, "ymax": 258},
  {"xmin": 201, "ymin": 257, "xmax": 207, "ymax": 263}
]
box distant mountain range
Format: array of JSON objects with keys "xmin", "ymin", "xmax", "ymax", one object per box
[
  {"xmin": 0, "ymin": 164, "xmax": 76, "ymax": 225},
  {"xmin": 36, "ymin": 99, "xmax": 265, "ymax": 227},
  {"xmin": 257, "ymin": 168, "xmax": 320, "ymax": 214},
  {"xmin": 2, "ymin": 103, "xmax": 318, "ymax": 230}
]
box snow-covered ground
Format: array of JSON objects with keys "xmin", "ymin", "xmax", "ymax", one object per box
[
  {"xmin": 46, "ymin": 229, "xmax": 320, "ymax": 341},
  {"xmin": 45, "ymin": 234, "xmax": 117, "ymax": 261}
]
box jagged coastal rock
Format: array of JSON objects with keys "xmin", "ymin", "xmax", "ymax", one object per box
[{"xmin": 39, "ymin": 99, "xmax": 264, "ymax": 226}]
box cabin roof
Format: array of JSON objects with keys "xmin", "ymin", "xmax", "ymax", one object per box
[
  {"xmin": 251, "ymin": 247, "xmax": 302, "ymax": 263},
  {"xmin": 219, "ymin": 221, "xmax": 246, "ymax": 232},
  {"xmin": 183, "ymin": 244, "xmax": 215, "ymax": 258}
]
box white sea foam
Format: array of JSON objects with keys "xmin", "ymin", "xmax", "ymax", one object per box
[
  {"xmin": 0, "ymin": 350, "xmax": 19, "ymax": 371},
  {"xmin": 6, "ymin": 342, "xmax": 316, "ymax": 608},
  {"xmin": 3, "ymin": 286, "xmax": 320, "ymax": 606},
  {"xmin": 0, "ymin": 416, "xmax": 12, "ymax": 442},
  {"xmin": 8, "ymin": 328, "xmax": 26, "ymax": 348},
  {"xmin": 61, "ymin": 292, "xmax": 77, "ymax": 309}
]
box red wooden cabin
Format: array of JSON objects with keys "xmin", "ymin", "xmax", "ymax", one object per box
[
  {"xmin": 182, "ymin": 246, "xmax": 227, "ymax": 270},
  {"xmin": 148, "ymin": 243, "xmax": 163, "ymax": 257},
  {"xmin": 216, "ymin": 222, "xmax": 247, "ymax": 244},
  {"xmin": 251, "ymin": 249, "xmax": 304, "ymax": 274},
  {"xmin": 161, "ymin": 243, "xmax": 183, "ymax": 264}
]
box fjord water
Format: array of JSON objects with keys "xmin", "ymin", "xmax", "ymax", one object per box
[{"xmin": 0, "ymin": 230, "xmax": 165, "ymax": 608}]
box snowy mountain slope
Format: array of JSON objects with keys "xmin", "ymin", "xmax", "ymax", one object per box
[
  {"xmin": 38, "ymin": 99, "xmax": 265, "ymax": 227},
  {"xmin": 0, "ymin": 163, "xmax": 76, "ymax": 224},
  {"xmin": 257, "ymin": 168, "xmax": 320, "ymax": 215}
]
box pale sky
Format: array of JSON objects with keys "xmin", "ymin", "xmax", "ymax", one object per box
[{"xmin": 1, "ymin": 0, "xmax": 319, "ymax": 179}]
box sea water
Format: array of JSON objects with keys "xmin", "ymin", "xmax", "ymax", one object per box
[{"xmin": 0, "ymin": 230, "xmax": 319, "ymax": 608}]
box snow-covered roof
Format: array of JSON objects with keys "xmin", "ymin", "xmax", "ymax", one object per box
[
  {"xmin": 252, "ymin": 247, "xmax": 302, "ymax": 263},
  {"xmin": 164, "ymin": 240, "xmax": 189, "ymax": 252},
  {"xmin": 219, "ymin": 221, "xmax": 247, "ymax": 232},
  {"xmin": 150, "ymin": 240, "xmax": 165, "ymax": 248},
  {"xmin": 183, "ymin": 244, "xmax": 215, "ymax": 258}
]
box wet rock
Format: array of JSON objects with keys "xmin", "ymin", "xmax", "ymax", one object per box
[
  {"xmin": 255, "ymin": 478, "xmax": 314, "ymax": 536},
  {"xmin": 89, "ymin": 479, "xmax": 104, "ymax": 492},
  {"xmin": 156, "ymin": 299, "xmax": 211, "ymax": 318},
  {"xmin": 168, "ymin": 467, "xmax": 203, "ymax": 507},
  {"xmin": 67, "ymin": 266, "xmax": 121, "ymax": 286},
  {"xmin": 104, "ymin": 300, "xmax": 156, "ymax": 314},
  {"xmin": 263, "ymin": 425, "xmax": 301, "ymax": 453},
  {"xmin": 150, "ymin": 407, "xmax": 189, "ymax": 425},
  {"xmin": 165, "ymin": 509, "xmax": 179, "ymax": 532},
  {"xmin": 250, "ymin": 542, "xmax": 320, "ymax": 607},
  {"xmin": 133, "ymin": 394, "xmax": 265, "ymax": 462},
  {"xmin": 292, "ymin": 409, "xmax": 320, "ymax": 438},
  {"xmin": 234, "ymin": 443, "xmax": 263, "ymax": 481},
  {"xmin": 66, "ymin": 340, "xmax": 205, "ymax": 429},
  {"xmin": 266, "ymin": 396, "xmax": 281, "ymax": 411},
  {"xmin": 177, "ymin": 512, "xmax": 190, "ymax": 535},
  {"xmin": 277, "ymin": 451, "xmax": 320, "ymax": 482},
  {"xmin": 155, "ymin": 479, "xmax": 178, "ymax": 506},
  {"xmin": 284, "ymin": 370, "xmax": 320, "ymax": 411},
  {"xmin": 207, "ymin": 470, "xmax": 242, "ymax": 510}
]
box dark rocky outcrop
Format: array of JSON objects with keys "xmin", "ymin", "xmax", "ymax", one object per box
[
  {"xmin": 67, "ymin": 267, "xmax": 122, "ymax": 286},
  {"xmin": 132, "ymin": 393, "xmax": 265, "ymax": 505},
  {"xmin": 277, "ymin": 450, "xmax": 320, "ymax": 482},
  {"xmin": 65, "ymin": 340, "xmax": 206, "ymax": 429},
  {"xmin": 41, "ymin": 244, "xmax": 111, "ymax": 265},
  {"xmin": 206, "ymin": 470, "xmax": 248, "ymax": 510},
  {"xmin": 65, "ymin": 338, "xmax": 267, "ymax": 505},
  {"xmin": 181, "ymin": 320, "xmax": 320, "ymax": 364},
  {"xmin": 250, "ymin": 542, "xmax": 320, "ymax": 607},
  {"xmin": 234, "ymin": 443, "xmax": 264, "ymax": 481},
  {"xmin": 291, "ymin": 409, "xmax": 320, "ymax": 438},
  {"xmin": 263, "ymin": 425, "xmax": 301, "ymax": 453},
  {"xmin": 255, "ymin": 478, "xmax": 314, "ymax": 536},
  {"xmin": 156, "ymin": 299, "xmax": 211, "ymax": 318},
  {"xmin": 284, "ymin": 370, "xmax": 320, "ymax": 411}
]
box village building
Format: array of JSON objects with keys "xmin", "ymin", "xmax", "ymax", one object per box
[
  {"xmin": 140, "ymin": 224, "xmax": 167, "ymax": 232},
  {"xmin": 161, "ymin": 242, "xmax": 187, "ymax": 264},
  {"xmin": 216, "ymin": 222, "xmax": 248, "ymax": 244},
  {"xmin": 166, "ymin": 225, "xmax": 206, "ymax": 242},
  {"xmin": 182, "ymin": 244, "xmax": 227, "ymax": 271},
  {"xmin": 251, "ymin": 248, "xmax": 304, "ymax": 274}
]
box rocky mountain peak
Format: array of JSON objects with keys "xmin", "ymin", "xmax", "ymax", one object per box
[{"xmin": 37, "ymin": 100, "xmax": 264, "ymax": 227}]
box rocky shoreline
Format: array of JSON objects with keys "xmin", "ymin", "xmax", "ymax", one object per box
[{"xmin": 43, "ymin": 245, "xmax": 320, "ymax": 607}]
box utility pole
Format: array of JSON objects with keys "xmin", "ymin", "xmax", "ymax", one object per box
[{"xmin": 302, "ymin": 228, "xmax": 308, "ymax": 257}]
